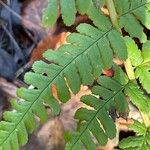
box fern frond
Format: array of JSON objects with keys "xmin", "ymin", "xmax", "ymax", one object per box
[
  {"xmin": 135, "ymin": 66, "xmax": 150, "ymax": 93},
  {"xmin": 125, "ymin": 82, "xmax": 150, "ymax": 115},
  {"xmin": 142, "ymin": 41, "xmax": 150, "ymax": 66},
  {"xmin": 124, "ymin": 36, "xmax": 143, "ymax": 66},
  {"xmin": 124, "ymin": 36, "xmax": 150, "ymax": 93},
  {"xmin": 76, "ymin": 0, "xmax": 91, "ymax": 15},
  {"xmin": 60, "ymin": 0, "xmax": 76, "ymax": 26},
  {"xmin": 114, "ymin": 0, "xmax": 150, "ymax": 42},
  {"xmin": 0, "ymin": 13, "xmax": 127, "ymax": 149},
  {"xmin": 135, "ymin": 41, "xmax": 150, "ymax": 93},
  {"xmin": 119, "ymin": 120, "xmax": 150, "ymax": 150},
  {"xmin": 42, "ymin": 0, "xmax": 58, "ymax": 27},
  {"xmin": 42, "ymin": 0, "xmax": 108, "ymax": 27},
  {"xmin": 65, "ymin": 69, "xmax": 129, "ymax": 150},
  {"xmin": 43, "ymin": 0, "xmax": 150, "ymax": 43},
  {"xmin": 1, "ymin": 0, "xmax": 150, "ymax": 149}
]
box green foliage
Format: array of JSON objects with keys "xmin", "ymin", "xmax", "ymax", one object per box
[
  {"xmin": 43, "ymin": 0, "xmax": 150, "ymax": 42},
  {"xmin": 125, "ymin": 37, "xmax": 150, "ymax": 93},
  {"xmin": 0, "ymin": 0, "xmax": 150, "ymax": 150},
  {"xmin": 42, "ymin": 0, "xmax": 105, "ymax": 27},
  {"xmin": 114, "ymin": 0, "xmax": 150, "ymax": 42},
  {"xmin": 135, "ymin": 41, "xmax": 150, "ymax": 93},
  {"xmin": 135, "ymin": 67, "xmax": 150, "ymax": 93},
  {"xmin": 119, "ymin": 120, "xmax": 150, "ymax": 150},
  {"xmin": 125, "ymin": 82, "xmax": 150, "ymax": 116},
  {"xmin": 60, "ymin": 0, "xmax": 76, "ymax": 26},
  {"xmin": 42, "ymin": 0, "xmax": 58, "ymax": 27},
  {"xmin": 119, "ymin": 36, "xmax": 150, "ymax": 150},
  {"xmin": 0, "ymin": 11, "xmax": 127, "ymax": 149},
  {"xmin": 66, "ymin": 71, "xmax": 129, "ymax": 150}
]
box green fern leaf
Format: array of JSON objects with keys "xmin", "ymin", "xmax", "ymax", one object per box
[
  {"xmin": 135, "ymin": 41, "xmax": 150, "ymax": 94},
  {"xmin": 60, "ymin": 0, "xmax": 76, "ymax": 26},
  {"xmin": 42, "ymin": 0, "xmax": 107, "ymax": 27},
  {"xmin": 76, "ymin": 0, "xmax": 91, "ymax": 14},
  {"xmin": 87, "ymin": 3, "xmax": 112, "ymax": 31},
  {"xmin": 129, "ymin": 120, "xmax": 147, "ymax": 135},
  {"xmin": 42, "ymin": 0, "xmax": 58, "ymax": 27},
  {"xmin": 98, "ymin": 0, "xmax": 106, "ymax": 7},
  {"xmin": 113, "ymin": 64, "xmax": 129, "ymax": 85},
  {"xmin": 119, "ymin": 120, "xmax": 150, "ymax": 150},
  {"xmin": 114, "ymin": 0, "xmax": 150, "ymax": 42},
  {"xmin": 108, "ymin": 30, "xmax": 127, "ymax": 60},
  {"xmin": 136, "ymin": 41, "xmax": 150, "ymax": 93},
  {"xmin": 135, "ymin": 67, "xmax": 150, "ymax": 93},
  {"xmin": 1, "ymin": 0, "xmax": 150, "ymax": 149},
  {"xmin": 142, "ymin": 41, "xmax": 150, "ymax": 66},
  {"xmin": 0, "ymin": 12, "xmax": 127, "ymax": 149},
  {"xmin": 124, "ymin": 36, "xmax": 143, "ymax": 66},
  {"xmin": 42, "ymin": 0, "xmax": 150, "ymax": 38},
  {"xmin": 125, "ymin": 82, "xmax": 150, "ymax": 115},
  {"xmin": 120, "ymin": 14, "xmax": 147, "ymax": 43},
  {"xmin": 93, "ymin": 0, "xmax": 106, "ymax": 8},
  {"xmin": 65, "ymin": 73, "xmax": 129, "ymax": 150},
  {"xmin": 93, "ymin": 75, "xmax": 129, "ymax": 113},
  {"xmin": 125, "ymin": 37, "xmax": 150, "ymax": 93}
]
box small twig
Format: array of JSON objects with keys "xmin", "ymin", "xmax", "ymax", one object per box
[{"xmin": 2, "ymin": 25, "xmax": 25, "ymax": 63}]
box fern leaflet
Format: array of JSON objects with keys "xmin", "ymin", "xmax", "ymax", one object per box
[
  {"xmin": 1, "ymin": 0, "xmax": 150, "ymax": 149},
  {"xmin": 114, "ymin": 0, "xmax": 150, "ymax": 42},
  {"xmin": 42, "ymin": 0, "xmax": 104, "ymax": 26},
  {"xmin": 119, "ymin": 120, "xmax": 150, "ymax": 150},
  {"xmin": 65, "ymin": 67, "xmax": 129, "ymax": 150},
  {"xmin": 42, "ymin": 0, "xmax": 110, "ymax": 27},
  {"xmin": 125, "ymin": 82, "xmax": 150, "ymax": 116},
  {"xmin": 0, "ymin": 10, "xmax": 127, "ymax": 149},
  {"xmin": 124, "ymin": 36, "xmax": 150, "ymax": 93},
  {"xmin": 42, "ymin": 0, "xmax": 58, "ymax": 27}
]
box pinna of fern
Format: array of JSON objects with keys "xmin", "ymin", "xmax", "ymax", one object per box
[
  {"xmin": 114, "ymin": 0, "xmax": 150, "ymax": 43},
  {"xmin": 43, "ymin": 0, "xmax": 150, "ymax": 43},
  {"xmin": 118, "ymin": 37, "xmax": 150, "ymax": 149},
  {"xmin": 0, "ymin": 7, "xmax": 127, "ymax": 149},
  {"xmin": 42, "ymin": 0, "xmax": 106, "ymax": 27},
  {"xmin": 119, "ymin": 120, "xmax": 150, "ymax": 150},
  {"xmin": 65, "ymin": 66, "xmax": 129, "ymax": 150}
]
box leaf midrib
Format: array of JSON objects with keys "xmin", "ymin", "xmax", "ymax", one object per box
[
  {"xmin": 69, "ymin": 83, "xmax": 128, "ymax": 149},
  {"xmin": 119, "ymin": 0, "xmax": 150, "ymax": 17}
]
